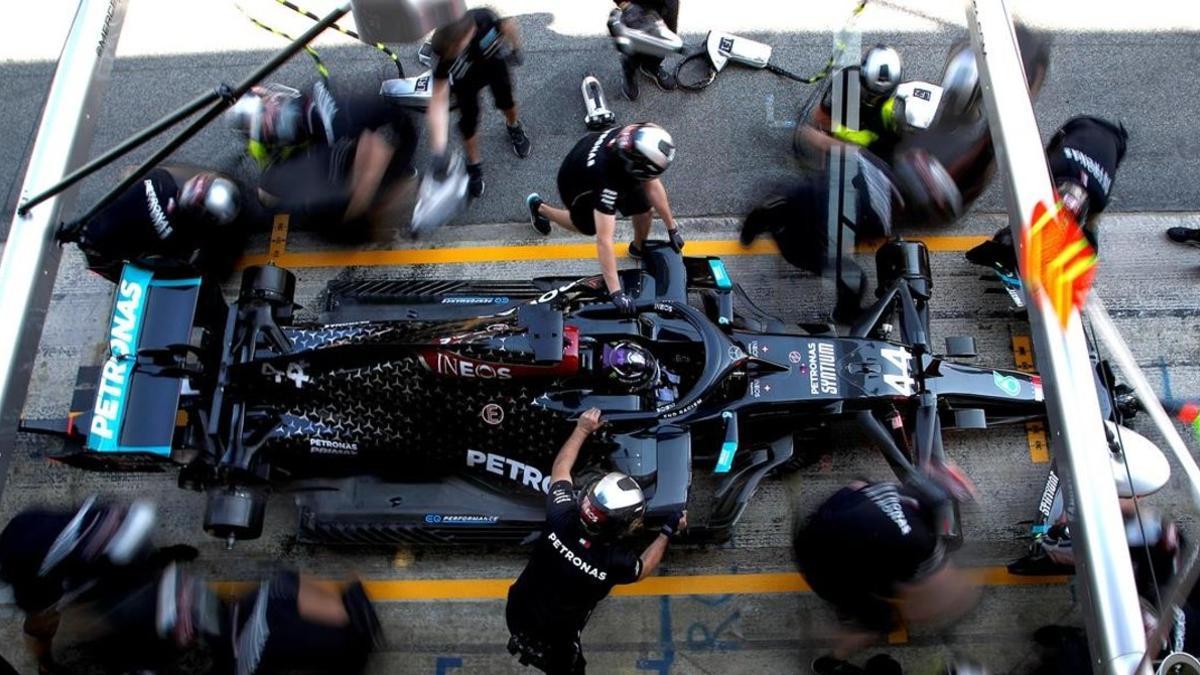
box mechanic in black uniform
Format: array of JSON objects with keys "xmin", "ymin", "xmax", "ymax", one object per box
[
  {"xmin": 506, "ymin": 408, "xmax": 686, "ymax": 674},
  {"xmin": 526, "ymin": 123, "xmax": 683, "ymax": 317},
  {"xmin": 228, "ymin": 80, "xmax": 418, "ymax": 233},
  {"xmin": 739, "ymin": 146, "xmax": 915, "ymax": 323},
  {"xmin": 0, "ymin": 498, "xmax": 199, "ymax": 673},
  {"xmin": 612, "ymin": 0, "xmax": 680, "ymax": 100},
  {"xmin": 212, "ymin": 569, "xmax": 382, "ymax": 675},
  {"xmin": 795, "ymin": 45, "xmax": 904, "ymax": 168},
  {"xmin": 55, "ymin": 167, "xmax": 242, "ymax": 281},
  {"xmin": 796, "ymin": 481, "xmax": 978, "ymax": 675},
  {"xmin": 966, "ymin": 115, "xmax": 1129, "ymax": 272},
  {"xmin": 426, "ymin": 7, "xmax": 530, "ymax": 199}
]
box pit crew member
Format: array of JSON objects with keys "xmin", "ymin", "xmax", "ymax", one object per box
[
  {"xmin": 526, "ymin": 123, "xmax": 683, "ymax": 317},
  {"xmin": 505, "ymin": 408, "xmax": 686, "ymax": 674}
]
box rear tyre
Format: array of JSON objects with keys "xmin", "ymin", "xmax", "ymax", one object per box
[
  {"xmin": 204, "ymin": 486, "xmax": 267, "ymax": 543},
  {"xmin": 240, "ymin": 265, "xmax": 296, "ymax": 307}
]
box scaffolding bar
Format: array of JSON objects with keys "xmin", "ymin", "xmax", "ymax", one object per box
[
  {"xmin": 965, "ymin": 1, "xmax": 1148, "ymax": 672},
  {"xmin": 0, "ymin": 0, "xmax": 129, "ymax": 498}
]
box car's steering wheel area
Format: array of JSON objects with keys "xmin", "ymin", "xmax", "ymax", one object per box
[{"xmin": 544, "ymin": 301, "xmax": 738, "ymax": 425}]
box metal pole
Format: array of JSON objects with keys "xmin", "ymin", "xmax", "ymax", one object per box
[
  {"xmin": 72, "ymin": 1, "xmax": 351, "ymax": 226},
  {"xmin": 0, "ymin": 0, "xmax": 129, "ymax": 498},
  {"xmin": 18, "ymin": 88, "xmax": 223, "ymax": 216},
  {"xmin": 826, "ymin": 28, "xmax": 860, "ymax": 314},
  {"xmin": 1088, "ymin": 296, "xmax": 1200, "ymax": 671},
  {"xmin": 965, "ymin": 1, "xmax": 1148, "ymax": 672}
]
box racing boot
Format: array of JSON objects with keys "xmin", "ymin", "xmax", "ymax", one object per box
[
  {"xmin": 965, "ymin": 227, "xmax": 1018, "ymax": 272},
  {"xmin": 621, "ymin": 56, "xmax": 640, "ymax": 101},
  {"xmin": 741, "ymin": 197, "xmax": 786, "ymax": 245},
  {"xmin": 639, "ymin": 62, "xmax": 678, "ymax": 91},
  {"xmin": 526, "ymin": 194, "xmax": 551, "ymax": 236},
  {"xmin": 1167, "ymin": 226, "xmax": 1200, "ymax": 248},
  {"xmin": 467, "ymin": 163, "xmax": 485, "ymax": 199},
  {"xmin": 507, "ymin": 122, "xmax": 531, "ymax": 159}
]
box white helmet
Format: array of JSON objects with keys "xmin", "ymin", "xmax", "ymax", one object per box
[
  {"xmin": 861, "ymin": 45, "xmax": 902, "ymax": 103},
  {"xmin": 225, "ymin": 84, "xmax": 305, "ymax": 147},
  {"xmin": 616, "ymin": 123, "xmax": 676, "ymax": 181},
  {"xmin": 579, "ymin": 472, "xmax": 647, "ymax": 539},
  {"xmin": 180, "ymin": 173, "xmax": 242, "ymax": 226}
]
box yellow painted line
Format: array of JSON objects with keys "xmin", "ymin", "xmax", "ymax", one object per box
[
  {"xmin": 268, "ymin": 214, "xmax": 289, "ymax": 261},
  {"xmin": 235, "ymin": 235, "xmax": 990, "ymax": 270},
  {"xmin": 213, "ymin": 567, "xmax": 1065, "ymax": 603},
  {"xmin": 1025, "ymin": 422, "xmax": 1050, "ymax": 464},
  {"xmin": 1011, "ymin": 335, "xmax": 1050, "ymax": 463}
]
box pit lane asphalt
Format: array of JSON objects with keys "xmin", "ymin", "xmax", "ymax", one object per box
[
  {"xmin": 3, "ymin": 211, "xmax": 1200, "ymax": 673},
  {"xmin": 2, "ymin": 1, "xmax": 1200, "ymax": 673},
  {"xmin": 2, "ymin": 0, "xmax": 1199, "ymax": 237}
]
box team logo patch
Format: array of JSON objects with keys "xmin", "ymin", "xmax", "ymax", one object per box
[
  {"xmin": 993, "ymin": 371, "xmax": 1022, "ymax": 397},
  {"xmin": 481, "ymin": 403, "xmax": 505, "ymax": 426}
]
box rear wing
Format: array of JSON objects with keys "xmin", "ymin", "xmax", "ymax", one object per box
[
  {"xmin": 87, "ymin": 264, "xmax": 201, "ymax": 456},
  {"xmin": 23, "ymin": 264, "xmax": 205, "ymax": 469}
]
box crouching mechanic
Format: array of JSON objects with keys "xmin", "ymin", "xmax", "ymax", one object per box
[
  {"xmin": 796, "ymin": 481, "xmax": 979, "ymax": 675},
  {"xmin": 228, "ymin": 81, "xmax": 418, "ymax": 233},
  {"xmin": 506, "ymin": 408, "xmax": 686, "ymax": 674},
  {"xmin": 56, "ymin": 167, "xmax": 242, "ymax": 281},
  {"xmin": 527, "ymin": 123, "xmax": 683, "ymax": 317},
  {"xmin": 966, "ymin": 115, "xmax": 1128, "ymax": 272}
]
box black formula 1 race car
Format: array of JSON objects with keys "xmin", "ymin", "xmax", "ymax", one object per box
[{"xmin": 26, "ymin": 240, "xmax": 1054, "ymax": 547}]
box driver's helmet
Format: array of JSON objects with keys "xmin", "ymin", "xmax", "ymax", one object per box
[
  {"xmin": 602, "ymin": 340, "xmax": 661, "ymax": 392},
  {"xmin": 225, "ymin": 84, "xmax": 306, "ymax": 149},
  {"xmin": 579, "ymin": 472, "xmax": 647, "ymax": 539},
  {"xmin": 861, "ymin": 45, "xmax": 902, "ymax": 105},
  {"xmin": 615, "ymin": 123, "xmax": 676, "ymax": 181},
  {"xmin": 179, "ymin": 173, "xmax": 241, "ymax": 227}
]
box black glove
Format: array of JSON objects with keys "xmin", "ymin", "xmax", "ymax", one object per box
[
  {"xmin": 668, "ymin": 228, "xmax": 685, "ymax": 252},
  {"xmin": 429, "ymin": 152, "xmax": 451, "ymax": 181},
  {"xmin": 610, "ymin": 289, "xmax": 636, "ymax": 316},
  {"xmin": 660, "ymin": 510, "xmax": 684, "ymax": 538},
  {"xmin": 55, "ymin": 219, "xmax": 83, "ymax": 244}
]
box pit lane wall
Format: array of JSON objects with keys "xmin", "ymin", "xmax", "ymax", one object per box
[
  {"xmin": 965, "ymin": 0, "xmax": 1148, "ymax": 672},
  {"xmin": 0, "ymin": 0, "xmax": 128, "ymax": 499}
]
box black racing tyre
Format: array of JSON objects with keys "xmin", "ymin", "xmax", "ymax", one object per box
[
  {"xmin": 204, "ymin": 486, "xmax": 267, "ymax": 542},
  {"xmin": 239, "ymin": 265, "xmax": 296, "ymax": 306}
]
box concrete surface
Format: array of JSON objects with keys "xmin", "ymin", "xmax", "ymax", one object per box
[{"xmin": 1, "ymin": 1, "xmax": 1199, "ymax": 674}]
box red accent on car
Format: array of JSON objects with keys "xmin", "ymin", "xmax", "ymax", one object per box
[
  {"xmin": 417, "ymin": 325, "xmax": 582, "ymax": 379},
  {"xmin": 1031, "ymin": 374, "xmax": 1044, "ymax": 401}
]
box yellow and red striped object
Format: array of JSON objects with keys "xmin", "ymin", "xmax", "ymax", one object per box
[{"xmin": 1021, "ymin": 199, "xmax": 1098, "ymax": 328}]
